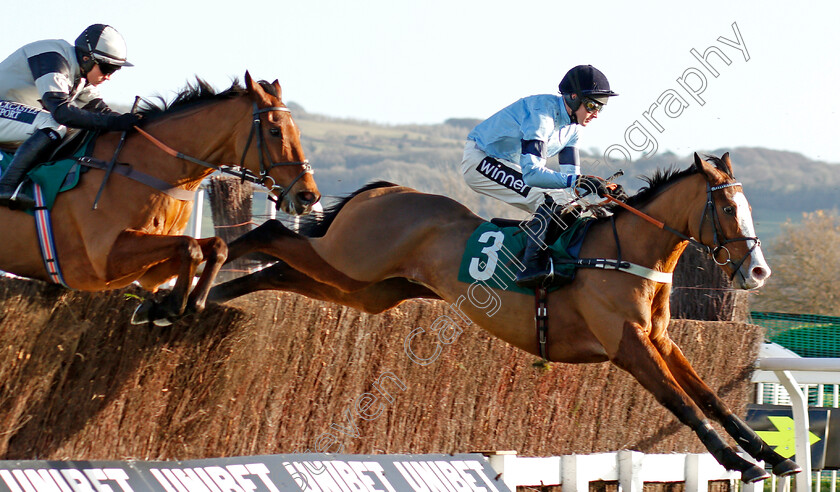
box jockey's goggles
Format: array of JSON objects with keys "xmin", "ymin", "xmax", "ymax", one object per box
[
  {"xmin": 583, "ymin": 98, "xmax": 604, "ymax": 114},
  {"xmin": 97, "ymin": 61, "xmax": 122, "ymax": 75}
]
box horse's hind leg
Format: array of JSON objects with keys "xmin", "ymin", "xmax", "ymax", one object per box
[
  {"xmin": 208, "ymin": 261, "xmax": 441, "ymax": 314},
  {"xmin": 653, "ymin": 337, "xmax": 801, "ymax": 476},
  {"xmin": 610, "ymin": 322, "xmax": 770, "ymax": 483},
  {"xmin": 224, "ymin": 219, "xmax": 368, "ymax": 292}
]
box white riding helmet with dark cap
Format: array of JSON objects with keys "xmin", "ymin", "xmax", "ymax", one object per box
[{"xmin": 75, "ymin": 24, "xmax": 133, "ymax": 72}]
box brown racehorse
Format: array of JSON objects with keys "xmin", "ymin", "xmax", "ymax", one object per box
[
  {"xmin": 210, "ymin": 153, "xmax": 799, "ymax": 483},
  {"xmin": 0, "ymin": 72, "xmax": 319, "ymax": 326}
]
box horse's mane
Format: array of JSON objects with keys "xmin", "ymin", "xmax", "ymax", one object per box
[
  {"xmin": 137, "ymin": 77, "xmax": 279, "ymax": 119},
  {"xmin": 617, "ymin": 154, "xmax": 731, "ymax": 210},
  {"xmin": 621, "ymin": 166, "xmax": 697, "ymax": 208},
  {"xmin": 299, "ymin": 181, "xmax": 400, "ymax": 238}
]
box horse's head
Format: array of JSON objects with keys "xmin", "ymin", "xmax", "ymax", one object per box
[
  {"xmin": 239, "ymin": 71, "xmax": 321, "ymax": 215},
  {"xmin": 691, "ymin": 152, "xmax": 771, "ymax": 289}
]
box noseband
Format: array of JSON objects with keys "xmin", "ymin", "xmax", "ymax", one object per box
[{"xmin": 696, "ymin": 182, "xmax": 760, "ymax": 280}]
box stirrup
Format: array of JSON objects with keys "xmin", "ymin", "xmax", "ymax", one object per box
[
  {"xmin": 2, "ymin": 182, "xmax": 35, "ymax": 210},
  {"xmin": 8, "ymin": 181, "xmax": 24, "ymax": 201},
  {"xmin": 515, "ymin": 258, "xmax": 555, "ymax": 288}
]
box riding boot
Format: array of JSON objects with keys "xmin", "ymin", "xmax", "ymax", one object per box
[
  {"xmin": 515, "ymin": 197, "xmax": 560, "ymax": 288},
  {"xmin": 0, "ymin": 129, "xmax": 61, "ymax": 210}
]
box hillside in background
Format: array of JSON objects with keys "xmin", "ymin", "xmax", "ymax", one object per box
[{"xmin": 289, "ymin": 103, "xmax": 840, "ymax": 239}]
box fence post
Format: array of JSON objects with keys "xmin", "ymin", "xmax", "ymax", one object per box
[
  {"xmin": 684, "ymin": 454, "xmax": 704, "ymax": 492},
  {"xmin": 617, "ymin": 450, "xmax": 644, "ymax": 492},
  {"xmin": 485, "ymin": 451, "xmax": 518, "ymax": 491},
  {"xmin": 561, "ymin": 455, "xmax": 589, "ymax": 492},
  {"xmin": 774, "ymin": 370, "xmax": 811, "ymax": 492},
  {"xmin": 192, "ymin": 186, "xmax": 204, "ymax": 238}
]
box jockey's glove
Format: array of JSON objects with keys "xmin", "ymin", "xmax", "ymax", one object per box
[
  {"xmin": 110, "ymin": 112, "xmax": 144, "ymax": 132},
  {"xmin": 574, "ymin": 175, "xmax": 609, "ymax": 198}
]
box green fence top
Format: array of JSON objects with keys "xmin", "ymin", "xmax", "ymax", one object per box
[{"xmin": 750, "ymin": 312, "xmax": 840, "ymax": 358}]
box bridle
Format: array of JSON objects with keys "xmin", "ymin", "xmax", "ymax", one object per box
[
  {"xmin": 134, "ymin": 103, "xmax": 312, "ymax": 210},
  {"xmin": 604, "ymin": 181, "xmax": 760, "ymax": 280},
  {"xmin": 697, "ymin": 182, "xmax": 760, "ymax": 279},
  {"xmin": 237, "ymin": 104, "xmax": 312, "ymax": 209}
]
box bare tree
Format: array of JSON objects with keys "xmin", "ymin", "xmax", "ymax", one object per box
[
  {"xmin": 671, "ymin": 243, "xmax": 750, "ymax": 321},
  {"xmin": 751, "ymin": 210, "xmax": 840, "ymax": 315}
]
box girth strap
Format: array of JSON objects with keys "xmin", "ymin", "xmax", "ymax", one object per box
[
  {"xmin": 32, "ymin": 184, "xmax": 68, "ymax": 286},
  {"xmin": 535, "ymin": 286, "xmax": 549, "ymax": 360},
  {"xmin": 568, "ymin": 258, "xmax": 673, "ymax": 283}
]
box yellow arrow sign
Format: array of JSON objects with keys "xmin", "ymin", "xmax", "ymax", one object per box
[{"xmin": 756, "ymin": 416, "xmax": 822, "ymax": 458}]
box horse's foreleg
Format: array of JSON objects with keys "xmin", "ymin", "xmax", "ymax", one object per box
[
  {"xmin": 652, "ymin": 337, "xmax": 801, "ymax": 477},
  {"xmin": 610, "ymin": 322, "xmax": 770, "ymax": 483},
  {"xmin": 108, "ymin": 230, "xmax": 206, "ymax": 325},
  {"xmin": 208, "ymin": 261, "xmax": 441, "ymax": 314},
  {"xmin": 185, "ymin": 236, "xmax": 227, "ymax": 314},
  {"xmin": 224, "ymin": 219, "xmax": 368, "ymax": 292}
]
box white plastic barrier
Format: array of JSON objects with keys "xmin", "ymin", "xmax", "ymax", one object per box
[
  {"xmin": 485, "ymin": 450, "xmax": 747, "ymax": 492},
  {"xmin": 753, "ymin": 357, "xmax": 840, "ymax": 492}
]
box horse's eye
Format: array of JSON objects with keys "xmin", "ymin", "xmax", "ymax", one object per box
[
  {"xmin": 269, "ymin": 128, "xmax": 281, "ymax": 137},
  {"xmin": 723, "ymin": 205, "xmax": 735, "ymax": 215}
]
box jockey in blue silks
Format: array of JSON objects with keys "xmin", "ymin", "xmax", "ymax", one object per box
[{"xmin": 460, "ymin": 64, "xmax": 619, "ymax": 288}]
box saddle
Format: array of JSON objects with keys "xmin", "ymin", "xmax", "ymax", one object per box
[
  {"xmin": 0, "ymin": 131, "xmax": 98, "ymax": 213},
  {"xmin": 0, "ymin": 129, "xmax": 94, "ymax": 161}
]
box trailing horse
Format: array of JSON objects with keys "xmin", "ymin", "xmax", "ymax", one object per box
[
  {"xmin": 0, "ymin": 72, "xmax": 319, "ymax": 325},
  {"xmin": 209, "ymin": 153, "xmax": 797, "ymax": 482}
]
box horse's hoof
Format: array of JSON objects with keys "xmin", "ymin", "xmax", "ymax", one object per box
[
  {"xmin": 773, "ymin": 459, "xmax": 802, "ymax": 476},
  {"xmin": 131, "ymin": 300, "xmax": 176, "ymax": 327},
  {"xmin": 131, "ymin": 300, "xmax": 154, "ymax": 325},
  {"xmin": 153, "ymin": 316, "xmax": 174, "ymax": 327},
  {"xmin": 741, "ymin": 465, "xmax": 771, "ymax": 483}
]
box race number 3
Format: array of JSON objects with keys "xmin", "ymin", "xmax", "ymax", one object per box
[{"xmin": 468, "ymin": 230, "xmax": 505, "ymax": 281}]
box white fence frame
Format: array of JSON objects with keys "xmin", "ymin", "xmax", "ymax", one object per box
[
  {"xmin": 485, "ymin": 450, "xmax": 749, "ymax": 491},
  {"xmin": 753, "ymin": 357, "xmax": 840, "ymax": 492}
]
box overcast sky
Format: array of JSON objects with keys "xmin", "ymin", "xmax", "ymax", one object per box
[{"xmin": 4, "ymin": 0, "xmax": 840, "ymax": 165}]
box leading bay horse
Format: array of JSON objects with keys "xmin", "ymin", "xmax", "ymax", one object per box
[
  {"xmin": 210, "ymin": 153, "xmax": 799, "ymax": 482},
  {"xmin": 0, "ymin": 72, "xmax": 319, "ymax": 325}
]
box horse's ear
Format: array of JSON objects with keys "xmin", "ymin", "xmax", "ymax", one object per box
[
  {"xmin": 720, "ymin": 152, "xmax": 735, "ymax": 178},
  {"xmin": 693, "ymin": 152, "xmax": 705, "ymax": 172},
  {"xmin": 272, "ymin": 79, "xmax": 282, "ymax": 100},
  {"xmin": 693, "ymin": 152, "xmax": 720, "ymax": 182},
  {"xmin": 244, "ymin": 71, "xmax": 271, "ymax": 103}
]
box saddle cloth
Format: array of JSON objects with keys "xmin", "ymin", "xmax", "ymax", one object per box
[
  {"xmin": 0, "ymin": 133, "xmax": 95, "ymax": 213},
  {"xmin": 457, "ymin": 217, "xmax": 593, "ymax": 295}
]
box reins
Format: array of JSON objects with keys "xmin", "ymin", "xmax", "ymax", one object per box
[
  {"xmin": 133, "ymin": 104, "xmax": 312, "ymax": 209},
  {"xmin": 603, "ymin": 181, "xmax": 759, "ymax": 280}
]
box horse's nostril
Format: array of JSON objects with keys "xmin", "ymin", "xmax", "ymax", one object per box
[
  {"xmin": 297, "ymin": 191, "xmax": 319, "ymax": 205},
  {"xmin": 752, "ymin": 266, "xmax": 770, "ymax": 281}
]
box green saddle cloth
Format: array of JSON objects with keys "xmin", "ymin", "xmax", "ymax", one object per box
[
  {"xmin": 458, "ymin": 217, "xmax": 593, "ymax": 295},
  {"xmin": 0, "ymin": 134, "xmax": 95, "ymax": 213}
]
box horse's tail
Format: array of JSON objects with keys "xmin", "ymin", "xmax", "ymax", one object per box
[{"xmin": 299, "ymin": 181, "xmax": 399, "ymax": 237}]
